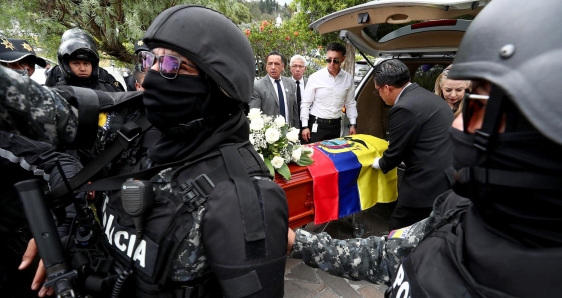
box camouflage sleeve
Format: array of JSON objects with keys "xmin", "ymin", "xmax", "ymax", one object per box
[
  {"xmin": 289, "ymin": 216, "xmax": 432, "ymax": 286},
  {"xmin": 0, "ymin": 66, "xmax": 80, "ymax": 147}
]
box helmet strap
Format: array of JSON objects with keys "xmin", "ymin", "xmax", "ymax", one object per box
[{"xmin": 473, "ymin": 85, "xmax": 506, "ymax": 165}]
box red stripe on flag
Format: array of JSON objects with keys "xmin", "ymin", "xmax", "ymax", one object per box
[{"xmin": 307, "ymin": 146, "xmax": 339, "ymax": 224}]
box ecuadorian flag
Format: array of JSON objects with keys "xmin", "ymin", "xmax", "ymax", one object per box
[{"xmin": 307, "ymin": 134, "xmax": 398, "ymax": 224}]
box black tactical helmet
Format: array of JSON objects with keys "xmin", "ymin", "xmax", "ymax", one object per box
[
  {"xmin": 448, "ymin": 0, "xmax": 562, "ymax": 145},
  {"xmin": 61, "ymin": 28, "xmax": 97, "ymax": 46},
  {"xmin": 57, "ymin": 38, "xmax": 100, "ymax": 79},
  {"xmin": 143, "ymin": 5, "xmax": 255, "ymax": 103}
]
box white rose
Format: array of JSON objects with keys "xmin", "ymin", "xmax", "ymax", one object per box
[
  {"xmin": 248, "ymin": 108, "xmax": 262, "ymax": 120},
  {"xmin": 274, "ymin": 115, "xmax": 286, "ymax": 127},
  {"xmin": 249, "ymin": 134, "xmax": 255, "ymax": 145},
  {"xmin": 271, "ymin": 156, "xmax": 285, "ymax": 169},
  {"xmin": 250, "ymin": 117, "xmax": 264, "ymax": 131},
  {"xmin": 286, "ymin": 129, "xmax": 299, "ymax": 142},
  {"xmin": 265, "ymin": 127, "xmax": 280, "ymax": 144},
  {"xmin": 305, "ymin": 147, "xmax": 313, "ymax": 157},
  {"xmin": 291, "ymin": 147, "xmax": 302, "ymax": 162}
]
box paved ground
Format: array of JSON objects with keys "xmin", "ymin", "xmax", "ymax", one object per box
[{"xmin": 284, "ymin": 201, "xmax": 397, "ymax": 297}]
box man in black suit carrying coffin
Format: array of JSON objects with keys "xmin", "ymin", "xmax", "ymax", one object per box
[{"xmin": 371, "ymin": 59, "xmax": 453, "ymax": 230}]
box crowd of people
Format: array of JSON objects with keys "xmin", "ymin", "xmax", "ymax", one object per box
[{"xmin": 0, "ymin": 0, "xmax": 560, "ymax": 297}]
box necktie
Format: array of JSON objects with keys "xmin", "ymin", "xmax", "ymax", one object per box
[
  {"xmin": 275, "ymin": 79, "xmax": 286, "ymax": 118},
  {"xmin": 296, "ymin": 80, "xmax": 302, "ymax": 110}
]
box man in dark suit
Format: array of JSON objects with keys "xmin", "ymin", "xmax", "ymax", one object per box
[
  {"xmin": 289, "ymin": 54, "xmax": 308, "ymax": 121},
  {"xmin": 371, "ymin": 59, "xmax": 453, "ymax": 230},
  {"xmin": 251, "ymin": 51, "xmax": 299, "ymax": 128}
]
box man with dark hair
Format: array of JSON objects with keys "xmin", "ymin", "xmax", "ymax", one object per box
[
  {"xmin": 251, "ymin": 51, "xmax": 299, "ymax": 128},
  {"xmin": 46, "ymin": 29, "xmax": 124, "ymax": 91},
  {"xmin": 301, "ymin": 42, "xmax": 357, "ymax": 143},
  {"xmin": 370, "ymin": 59, "xmax": 453, "ymax": 230},
  {"xmin": 288, "ymin": 2, "xmax": 562, "ymax": 297}
]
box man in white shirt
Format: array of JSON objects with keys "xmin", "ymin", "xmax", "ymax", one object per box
[
  {"xmin": 301, "ymin": 43, "xmax": 357, "ymax": 143},
  {"xmin": 251, "ymin": 51, "xmax": 299, "ymax": 128}
]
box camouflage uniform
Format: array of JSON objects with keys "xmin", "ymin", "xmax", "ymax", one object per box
[
  {"xmin": 290, "ymin": 216, "xmax": 431, "ymax": 286},
  {"xmin": 0, "ymin": 66, "xmax": 80, "ymax": 147}
]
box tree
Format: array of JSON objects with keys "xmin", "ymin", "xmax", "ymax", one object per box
[
  {"xmin": 245, "ymin": 18, "xmax": 322, "ymax": 78},
  {"xmin": 0, "ymin": 0, "xmax": 254, "ymax": 64},
  {"xmin": 290, "ymin": 0, "xmax": 369, "ymax": 74}
]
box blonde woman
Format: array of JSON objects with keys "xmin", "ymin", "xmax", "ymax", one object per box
[{"xmin": 434, "ymin": 65, "xmax": 471, "ymax": 118}]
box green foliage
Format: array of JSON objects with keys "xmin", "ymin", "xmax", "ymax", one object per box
[
  {"xmin": 245, "ymin": 17, "xmax": 322, "ymax": 78},
  {"xmin": 0, "ymin": 0, "xmax": 256, "ymax": 64}
]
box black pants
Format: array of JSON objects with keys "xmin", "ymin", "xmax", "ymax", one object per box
[
  {"xmin": 389, "ymin": 202, "xmax": 433, "ymax": 231},
  {"xmin": 307, "ymin": 115, "xmax": 341, "ymax": 143}
]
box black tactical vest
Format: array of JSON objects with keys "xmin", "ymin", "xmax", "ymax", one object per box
[
  {"xmin": 386, "ymin": 193, "xmax": 477, "ymax": 298},
  {"xmin": 99, "ymin": 143, "xmax": 288, "ymax": 297}
]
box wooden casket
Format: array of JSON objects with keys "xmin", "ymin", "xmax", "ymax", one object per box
[
  {"xmin": 274, "ymin": 135, "xmax": 398, "ymax": 229},
  {"xmin": 274, "ymin": 164, "xmax": 314, "ymax": 229}
]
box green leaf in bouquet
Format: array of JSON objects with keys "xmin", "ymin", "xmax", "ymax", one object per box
[
  {"xmin": 296, "ymin": 154, "xmax": 313, "ymax": 166},
  {"xmin": 264, "ymin": 158, "xmax": 275, "ymax": 177},
  {"xmin": 277, "ymin": 163, "xmax": 291, "ymax": 180}
]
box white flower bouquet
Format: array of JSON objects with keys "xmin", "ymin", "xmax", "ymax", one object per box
[{"xmin": 248, "ymin": 108, "xmax": 313, "ymax": 180}]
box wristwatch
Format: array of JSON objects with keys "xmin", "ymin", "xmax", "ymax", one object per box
[{"xmin": 349, "ymin": 124, "xmax": 357, "ymax": 128}]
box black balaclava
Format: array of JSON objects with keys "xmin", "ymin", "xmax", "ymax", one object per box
[
  {"xmin": 144, "ymin": 72, "xmax": 248, "ymax": 165},
  {"xmin": 451, "ymin": 89, "xmax": 562, "ymax": 248},
  {"xmin": 142, "ymin": 70, "xmax": 208, "ymax": 131}
]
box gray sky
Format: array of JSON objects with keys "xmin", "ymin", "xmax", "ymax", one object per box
[{"xmin": 278, "ymin": 0, "xmax": 292, "ymax": 6}]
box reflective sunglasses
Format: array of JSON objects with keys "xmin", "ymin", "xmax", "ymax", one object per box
[
  {"xmin": 462, "ymin": 92, "xmax": 489, "ymax": 132},
  {"xmin": 325, "ymin": 58, "xmax": 340, "ymax": 64},
  {"xmin": 138, "ymin": 51, "xmax": 182, "ymax": 79}
]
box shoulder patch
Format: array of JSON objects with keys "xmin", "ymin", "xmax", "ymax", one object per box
[{"xmin": 389, "ymin": 226, "xmax": 412, "ymax": 239}]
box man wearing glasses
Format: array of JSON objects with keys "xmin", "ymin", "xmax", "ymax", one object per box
[
  {"xmin": 289, "ymin": 54, "xmax": 308, "ymax": 124},
  {"xmin": 371, "ymin": 59, "xmax": 453, "ymax": 230},
  {"xmin": 251, "ymin": 51, "xmax": 300, "ymax": 128},
  {"xmin": 300, "ymin": 42, "xmax": 358, "ymax": 143}
]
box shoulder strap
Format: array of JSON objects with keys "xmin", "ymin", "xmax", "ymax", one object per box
[
  {"xmin": 219, "ymin": 146, "xmax": 266, "ymax": 243},
  {"xmin": 78, "ymin": 142, "xmax": 249, "ymax": 192},
  {"xmin": 46, "ymin": 116, "xmax": 152, "ymax": 205}
]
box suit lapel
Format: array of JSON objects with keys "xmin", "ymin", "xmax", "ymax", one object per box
[{"xmin": 265, "ymin": 76, "xmax": 279, "ymax": 107}]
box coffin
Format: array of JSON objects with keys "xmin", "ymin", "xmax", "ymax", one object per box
[
  {"xmin": 274, "ymin": 164, "xmax": 314, "ymax": 229},
  {"xmin": 274, "ymin": 134, "xmax": 398, "ymax": 229}
]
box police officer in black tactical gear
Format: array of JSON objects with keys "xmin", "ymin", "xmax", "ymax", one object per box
[
  {"xmin": 125, "ymin": 39, "xmax": 149, "ymax": 91},
  {"xmin": 288, "ymin": 1, "xmax": 562, "ymax": 297},
  {"xmin": 0, "ymin": 6, "xmax": 288, "ymax": 298},
  {"xmin": 45, "ymin": 28, "xmax": 125, "ymax": 91}
]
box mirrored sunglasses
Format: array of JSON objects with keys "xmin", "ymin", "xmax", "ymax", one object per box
[{"xmin": 137, "ymin": 51, "xmax": 182, "ymax": 79}]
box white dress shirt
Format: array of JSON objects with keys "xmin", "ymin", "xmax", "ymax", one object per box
[
  {"xmin": 301, "ymin": 67, "xmax": 357, "ymax": 125},
  {"xmin": 269, "ymin": 76, "xmax": 290, "ymax": 124}
]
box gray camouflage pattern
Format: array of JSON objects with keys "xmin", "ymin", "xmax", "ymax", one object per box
[
  {"xmin": 151, "ymin": 166, "xmax": 211, "ymax": 282},
  {"xmin": 290, "ymin": 216, "xmax": 432, "ymax": 286},
  {"xmin": 0, "ymin": 66, "xmax": 79, "ymax": 147}
]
